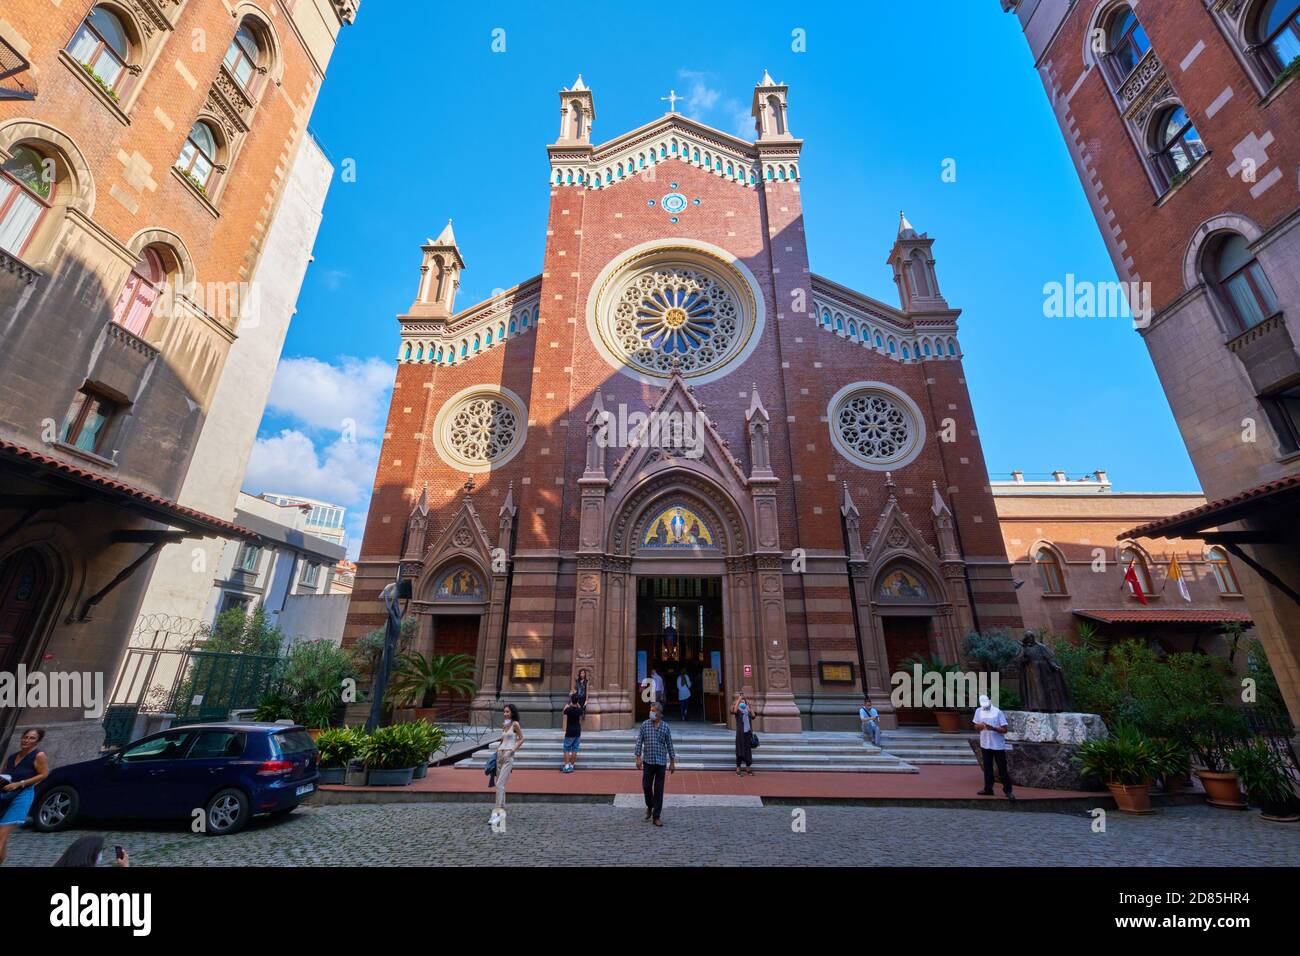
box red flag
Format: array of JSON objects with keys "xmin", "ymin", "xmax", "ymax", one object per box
[{"xmin": 1123, "ymin": 560, "xmax": 1148, "ymax": 605}]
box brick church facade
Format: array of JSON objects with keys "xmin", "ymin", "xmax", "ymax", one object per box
[{"xmin": 345, "ymin": 74, "xmax": 1022, "ymax": 732}]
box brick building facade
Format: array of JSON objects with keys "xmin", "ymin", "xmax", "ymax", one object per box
[
  {"xmin": 347, "ymin": 75, "xmax": 1022, "ymax": 732},
  {"xmin": 0, "ymin": 0, "xmax": 356, "ymax": 761},
  {"xmin": 1000, "ymin": 0, "xmax": 1300, "ymax": 721}
]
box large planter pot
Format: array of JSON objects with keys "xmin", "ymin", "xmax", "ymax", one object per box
[
  {"xmin": 317, "ymin": 767, "xmax": 346, "ymax": 785},
  {"xmin": 413, "ymin": 761, "xmax": 429, "ymax": 779},
  {"xmin": 366, "ymin": 767, "xmax": 416, "ymax": 787},
  {"xmin": 344, "ymin": 761, "xmax": 367, "ymax": 787},
  {"xmin": 1258, "ymin": 800, "xmax": 1300, "ymax": 823},
  {"xmin": 391, "ymin": 708, "xmax": 416, "ymax": 724},
  {"xmin": 306, "ymin": 728, "xmax": 324, "ymax": 742},
  {"xmin": 414, "ymin": 707, "xmax": 439, "ymax": 723},
  {"xmin": 1107, "ymin": 782, "xmax": 1154, "ymax": 814},
  {"xmin": 1195, "ymin": 769, "xmax": 1246, "ymax": 809},
  {"xmin": 1162, "ymin": 774, "xmax": 1190, "ymax": 793},
  {"xmin": 934, "ymin": 709, "xmax": 963, "ymax": 734}
]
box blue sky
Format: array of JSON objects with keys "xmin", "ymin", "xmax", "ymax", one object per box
[{"xmin": 247, "ymin": 1, "xmax": 1200, "ymax": 558}]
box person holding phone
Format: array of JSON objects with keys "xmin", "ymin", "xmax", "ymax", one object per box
[
  {"xmin": 732, "ymin": 694, "xmax": 756, "ymax": 776},
  {"xmin": 1, "ymin": 728, "xmax": 49, "ymax": 865},
  {"xmin": 52, "ymin": 835, "xmax": 129, "ymax": 867},
  {"xmin": 973, "ymin": 694, "xmax": 1015, "ymax": 801}
]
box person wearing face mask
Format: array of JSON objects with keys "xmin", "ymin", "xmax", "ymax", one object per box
[
  {"xmin": 732, "ymin": 694, "xmax": 756, "ymax": 775},
  {"xmin": 634, "ymin": 703, "xmax": 676, "ymax": 827},
  {"xmin": 973, "ymin": 693, "xmax": 1015, "ymax": 801}
]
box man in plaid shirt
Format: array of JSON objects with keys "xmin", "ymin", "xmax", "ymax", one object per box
[{"xmin": 634, "ymin": 703, "xmax": 677, "ymax": 826}]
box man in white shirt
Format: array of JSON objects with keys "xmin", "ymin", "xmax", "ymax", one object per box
[
  {"xmin": 650, "ymin": 668, "xmax": 665, "ymax": 708},
  {"xmin": 676, "ymin": 672, "xmax": 692, "ymax": 721},
  {"xmin": 973, "ymin": 693, "xmax": 1015, "ymax": 801},
  {"xmin": 859, "ymin": 697, "xmax": 881, "ymax": 747}
]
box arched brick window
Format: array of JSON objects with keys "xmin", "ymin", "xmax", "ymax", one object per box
[
  {"xmin": 1149, "ymin": 105, "xmax": 1206, "ymax": 189},
  {"xmin": 67, "ymin": 5, "xmax": 136, "ymax": 95},
  {"xmin": 1034, "ymin": 546, "xmax": 1066, "ymax": 595},
  {"xmin": 0, "ymin": 145, "xmax": 55, "ymax": 257},
  {"xmin": 111, "ymin": 247, "xmax": 167, "ymax": 336},
  {"xmin": 1253, "ymin": 0, "xmax": 1300, "ymax": 81},
  {"xmin": 1205, "ymin": 546, "xmax": 1242, "ymax": 595},
  {"xmin": 1104, "ymin": 5, "xmax": 1152, "ymax": 84},
  {"xmin": 1206, "ymin": 233, "xmax": 1279, "ymax": 331}
]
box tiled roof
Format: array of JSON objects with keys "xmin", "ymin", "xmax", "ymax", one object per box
[
  {"xmin": 0, "ymin": 437, "xmax": 256, "ymax": 540},
  {"xmin": 1073, "ymin": 609, "xmax": 1254, "ymax": 625},
  {"xmin": 1122, "ymin": 473, "xmax": 1300, "ymax": 538}
]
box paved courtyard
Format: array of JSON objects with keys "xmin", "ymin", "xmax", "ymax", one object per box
[{"xmin": 5, "ymin": 801, "xmax": 1298, "ymax": 867}]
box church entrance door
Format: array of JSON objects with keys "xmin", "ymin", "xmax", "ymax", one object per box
[
  {"xmin": 634, "ymin": 576, "xmax": 724, "ymax": 724},
  {"xmin": 881, "ymin": 615, "xmax": 932, "ymax": 725}
]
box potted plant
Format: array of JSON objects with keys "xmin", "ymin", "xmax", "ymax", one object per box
[
  {"xmin": 1230, "ymin": 740, "xmax": 1300, "ymax": 822},
  {"xmin": 360, "ymin": 724, "xmax": 421, "ymax": 786},
  {"xmin": 903, "ymin": 654, "xmax": 965, "ymax": 732},
  {"xmin": 1075, "ymin": 725, "xmax": 1159, "ymax": 814},
  {"xmin": 387, "ymin": 652, "xmax": 478, "ymax": 722},
  {"xmin": 1186, "ymin": 708, "xmax": 1249, "ymax": 809},
  {"xmin": 400, "ymin": 720, "xmax": 446, "ymax": 779},
  {"xmin": 315, "ymin": 727, "xmax": 365, "ymax": 785},
  {"xmin": 1153, "ymin": 738, "xmax": 1191, "ymax": 793}
]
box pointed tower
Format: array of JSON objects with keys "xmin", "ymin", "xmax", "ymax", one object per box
[
  {"xmin": 887, "ymin": 211, "xmax": 951, "ymax": 313},
  {"xmin": 751, "ymin": 69, "xmax": 792, "ymax": 140},
  {"xmin": 407, "ymin": 220, "xmax": 466, "ymax": 319},
  {"xmin": 557, "ymin": 74, "xmax": 595, "ymax": 143}
]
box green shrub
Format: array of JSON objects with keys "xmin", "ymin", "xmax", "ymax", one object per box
[
  {"xmin": 1076, "ymin": 724, "xmax": 1158, "ymax": 786},
  {"xmin": 387, "ymin": 652, "xmax": 478, "ymax": 707},
  {"xmin": 359, "ymin": 723, "xmax": 428, "ymax": 770},
  {"xmin": 1230, "ymin": 740, "xmax": 1299, "ymax": 812},
  {"xmin": 961, "ymin": 630, "xmax": 1020, "ymax": 674},
  {"xmin": 315, "ymin": 726, "xmax": 366, "ymax": 768}
]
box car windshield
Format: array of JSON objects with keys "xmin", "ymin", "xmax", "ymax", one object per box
[
  {"xmin": 271, "ymin": 730, "xmax": 316, "ymax": 757},
  {"xmin": 120, "ymin": 730, "xmax": 193, "ymax": 762}
]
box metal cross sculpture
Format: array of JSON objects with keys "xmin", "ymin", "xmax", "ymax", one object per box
[{"xmin": 661, "ymin": 89, "xmax": 680, "ymax": 113}]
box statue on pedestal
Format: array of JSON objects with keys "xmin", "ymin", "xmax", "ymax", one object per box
[{"xmin": 1017, "ymin": 632, "xmax": 1072, "ymax": 713}]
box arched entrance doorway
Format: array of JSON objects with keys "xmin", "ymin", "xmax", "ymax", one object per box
[
  {"xmin": 870, "ymin": 561, "xmax": 955, "ymax": 725},
  {"xmin": 410, "ymin": 561, "xmax": 489, "ymax": 714},
  {"xmin": 0, "ymin": 546, "xmax": 55, "ymax": 674}
]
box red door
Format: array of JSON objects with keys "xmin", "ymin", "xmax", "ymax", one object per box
[
  {"xmin": 881, "ymin": 616, "xmax": 933, "ymax": 725},
  {"xmin": 0, "ymin": 548, "xmax": 51, "ymax": 674},
  {"xmin": 429, "ymin": 614, "xmax": 481, "ymax": 708}
]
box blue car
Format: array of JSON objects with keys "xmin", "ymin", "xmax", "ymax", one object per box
[{"xmin": 32, "ymin": 723, "xmax": 319, "ymax": 836}]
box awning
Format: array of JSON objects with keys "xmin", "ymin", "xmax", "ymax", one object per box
[
  {"xmin": 1121, "ymin": 473, "xmax": 1300, "ymax": 540},
  {"xmin": 1074, "ymin": 609, "xmax": 1253, "ymax": 626},
  {"xmin": 1, "ymin": 437, "xmax": 257, "ymax": 541}
]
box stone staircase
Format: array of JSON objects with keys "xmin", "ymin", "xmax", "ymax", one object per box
[
  {"xmin": 454, "ymin": 726, "xmax": 919, "ymax": 773},
  {"xmin": 879, "ymin": 727, "xmax": 980, "ymax": 765}
]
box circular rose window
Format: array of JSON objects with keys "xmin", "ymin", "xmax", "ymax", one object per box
[
  {"xmin": 827, "ymin": 383, "xmax": 926, "ymax": 471},
  {"xmin": 588, "ymin": 244, "xmax": 762, "ymax": 382},
  {"xmin": 434, "ymin": 386, "xmax": 528, "ymax": 472}
]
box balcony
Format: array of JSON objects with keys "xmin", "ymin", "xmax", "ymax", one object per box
[
  {"xmin": 89, "ymin": 321, "xmax": 160, "ymax": 403},
  {"xmin": 1, "ymin": 247, "xmax": 40, "ymax": 285},
  {"xmin": 1227, "ymin": 312, "xmax": 1300, "ymax": 394}
]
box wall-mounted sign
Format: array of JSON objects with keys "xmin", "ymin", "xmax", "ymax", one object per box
[
  {"xmin": 818, "ymin": 661, "xmax": 855, "ymax": 685},
  {"xmin": 702, "ymin": 668, "xmax": 719, "ymax": 694},
  {"xmin": 510, "ymin": 659, "xmax": 544, "ymax": 682},
  {"xmin": 743, "ymin": 663, "xmax": 753, "ymax": 678}
]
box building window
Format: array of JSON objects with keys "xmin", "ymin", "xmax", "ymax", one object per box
[
  {"xmin": 176, "ymin": 121, "xmax": 220, "ymax": 192},
  {"xmin": 1262, "ymin": 385, "xmax": 1300, "ymax": 454},
  {"xmin": 1254, "ymin": 0, "xmax": 1300, "ymax": 81},
  {"xmin": 219, "ymin": 592, "xmax": 252, "ymax": 615},
  {"xmin": 67, "ymin": 5, "xmax": 132, "ymax": 94},
  {"xmin": 111, "ymin": 247, "xmax": 166, "ymax": 336},
  {"xmin": 0, "ymin": 145, "xmax": 54, "ymax": 258},
  {"xmin": 299, "ymin": 561, "xmax": 321, "ymax": 589},
  {"xmin": 1205, "ymin": 546, "xmax": 1242, "ymax": 595},
  {"xmin": 1106, "ymin": 6, "xmax": 1151, "ymax": 82},
  {"xmin": 222, "ymin": 23, "xmax": 263, "ymax": 91},
  {"xmin": 1119, "ymin": 546, "xmax": 1153, "ymax": 595},
  {"xmin": 1209, "ymin": 233, "xmax": 1279, "ymax": 331},
  {"xmin": 236, "ymin": 544, "xmax": 262, "ymax": 574},
  {"xmin": 1150, "ymin": 105, "xmax": 1206, "ymax": 188},
  {"xmin": 59, "ymin": 387, "xmax": 119, "ymax": 455},
  {"xmin": 1034, "ymin": 547, "xmax": 1066, "ymax": 595}
]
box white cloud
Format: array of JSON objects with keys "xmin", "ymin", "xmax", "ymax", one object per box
[
  {"xmin": 677, "ymin": 70, "xmax": 721, "ymax": 115},
  {"xmin": 675, "ymin": 69, "xmax": 753, "ymax": 140},
  {"xmin": 266, "ymin": 355, "xmax": 393, "ymax": 439},
  {"xmin": 244, "ymin": 429, "xmax": 381, "ymax": 558}
]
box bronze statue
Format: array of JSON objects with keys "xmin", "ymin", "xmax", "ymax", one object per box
[{"xmin": 1016, "ymin": 632, "xmax": 1072, "ymax": 713}]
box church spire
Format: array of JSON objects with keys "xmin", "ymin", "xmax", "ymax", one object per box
[
  {"xmin": 408, "ymin": 220, "xmax": 465, "ymax": 318},
  {"xmin": 558, "ymin": 74, "xmax": 596, "ymax": 144},
  {"xmin": 887, "ymin": 211, "xmax": 950, "ymax": 314},
  {"xmin": 751, "ymin": 69, "xmax": 792, "ymax": 141}
]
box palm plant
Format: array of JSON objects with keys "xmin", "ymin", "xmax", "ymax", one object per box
[
  {"xmin": 1076, "ymin": 724, "xmax": 1158, "ymax": 786},
  {"xmin": 387, "ymin": 652, "xmax": 478, "ymax": 708}
]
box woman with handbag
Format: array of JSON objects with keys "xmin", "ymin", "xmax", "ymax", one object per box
[
  {"xmin": 1, "ymin": 728, "xmax": 50, "ymax": 865},
  {"xmin": 489, "ymin": 704, "xmax": 524, "ymax": 828},
  {"xmin": 731, "ymin": 694, "xmax": 756, "ymax": 776}
]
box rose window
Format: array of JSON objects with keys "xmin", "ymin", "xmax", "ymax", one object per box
[
  {"xmin": 445, "ymin": 395, "xmax": 519, "ymax": 464},
  {"xmin": 831, "ymin": 390, "xmax": 918, "ymax": 466},
  {"xmin": 608, "ymin": 267, "xmax": 744, "ymax": 376}
]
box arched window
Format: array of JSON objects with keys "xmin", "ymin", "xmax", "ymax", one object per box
[
  {"xmin": 1151, "ymin": 106, "xmax": 1206, "ymax": 188},
  {"xmin": 1106, "ymin": 5, "xmax": 1151, "ymax": 82},
  {"xmin": 1208, "ymin": 233, "xmax": 1279, "ymax": 331},
  {"xmin": 223, "ymin": 22, "xmax": 263, "ymax": 91},
  {"xmin": 1205, "ymin": 546, "xmax": 1242, "ymax": 595},
  {"xmin": 1254, "ymin": 0, "xmax": 1300, "ymax": 79},
  {"xmin": 0, "ymin": 145, "xmax": 56, "ymax": 257},
  {"xmin": 176, "ymin": 121, "xmax": 219, "ymax": 190},
  {"xmin": 67, "ymin": 5, "xmax": 133, "ymax": 93},
  {"xmin": 1034, "ymin": 547, "xmax": 1066, "ymax": 595},
  {"xmin": 111, "ymin": 247, "xmax": 167, "ymax": 336},
  {"xmin": 1119, "ymin": 546, "xmax": 1153, "ymax": 595}
]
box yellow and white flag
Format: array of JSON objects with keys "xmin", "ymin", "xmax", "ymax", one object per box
[{"xmin": 1167, "ymin": 554, "xmax": 1191, "ymax": 602}]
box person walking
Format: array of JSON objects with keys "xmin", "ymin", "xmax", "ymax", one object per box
[
  {"xmin": 489, "ymin": 704, "xmax": 524, "ymax": 827},
  {"xmin": 649, "ymin": 667, "xmax": 665, "ymax": 707},
  {"xmin": 1, "ymin": 728, "xmax": 49, "ymax": 865},
  {"xmin": 732, "ymin": 694, "xmax": 756, "ymax": 775},
  {"xmin": 973, "ymin": 693, "xmax": 1015, "ymax": 801},
  {"xmin": 859, "ymin": 697, "xmax": 882, "ymax": 747},
  {"xmin": 676, "ymin": 671, "xmax": 692, "ymax": 721},
  {"xmin": 634, "ymin": 703, "xmax": 676, "ymax": 827},
  {"xmin": 561, "ymin": 693, "xmax": 583, "ymax": 773}
]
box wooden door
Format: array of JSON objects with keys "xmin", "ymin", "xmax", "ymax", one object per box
[
  {"xmin": 0, "ymin": 548, "xmax": 50, "ymax": 674},
  {"xmin": 881, "ymin": 615, "xmax": 932, "ymax": 725},
  {"xmin": 429, "ymin": 614, "xmax": 481, "ymax": 708}
]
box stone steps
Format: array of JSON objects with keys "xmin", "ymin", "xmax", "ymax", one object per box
[
  {"xmin": 454, "ymin": 728, "xmax": 918, "ymax": 773},
  {"xmin": 878, "ymin": 729, "xmax": 980, "ymax": 766}
]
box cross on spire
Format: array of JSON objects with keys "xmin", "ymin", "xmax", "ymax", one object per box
[{"xmin": 661, "ymin": 89, "xmax": 680, "ymax": 112}]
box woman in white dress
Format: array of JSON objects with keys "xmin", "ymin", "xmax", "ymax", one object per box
[{"xmin": 489, "ymin": 704, "xmax": 524, "ymax": 827}]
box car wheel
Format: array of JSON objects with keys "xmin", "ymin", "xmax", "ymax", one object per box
[
  {"xmin": 33, "ymin": 786, "xmax": 80, "ymax": 832},
  {"xmin": 204, "ymin": 788, "xmax": 249, "ymax": 836}
]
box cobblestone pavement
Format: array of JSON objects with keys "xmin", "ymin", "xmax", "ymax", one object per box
[{"xmin": 4, "ymin": 802, "xmax": 1298, "ymax": 866}]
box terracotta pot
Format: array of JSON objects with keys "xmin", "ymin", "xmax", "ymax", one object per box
[
  {"xmin": 1195, "ymin": 769, "xmax": 1246, "ymax": 809},
  {"xmin": 413, "ymin": 707, "xmax": 439, "ymax": 723},
  {"xmin": 1162, "ymin": 774, "xmax": 1190, "ymax": 793},
  {"xmin": 934, "ymin": 710, "xmax": 963, "ymax": 734},
  {"xmin": 306, "ymin": 728, "xmax": 324, "ymax": 741},
  {"xmin": 1107, "ymin": 782, "xmax": 1154, "ymax": 814}
]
